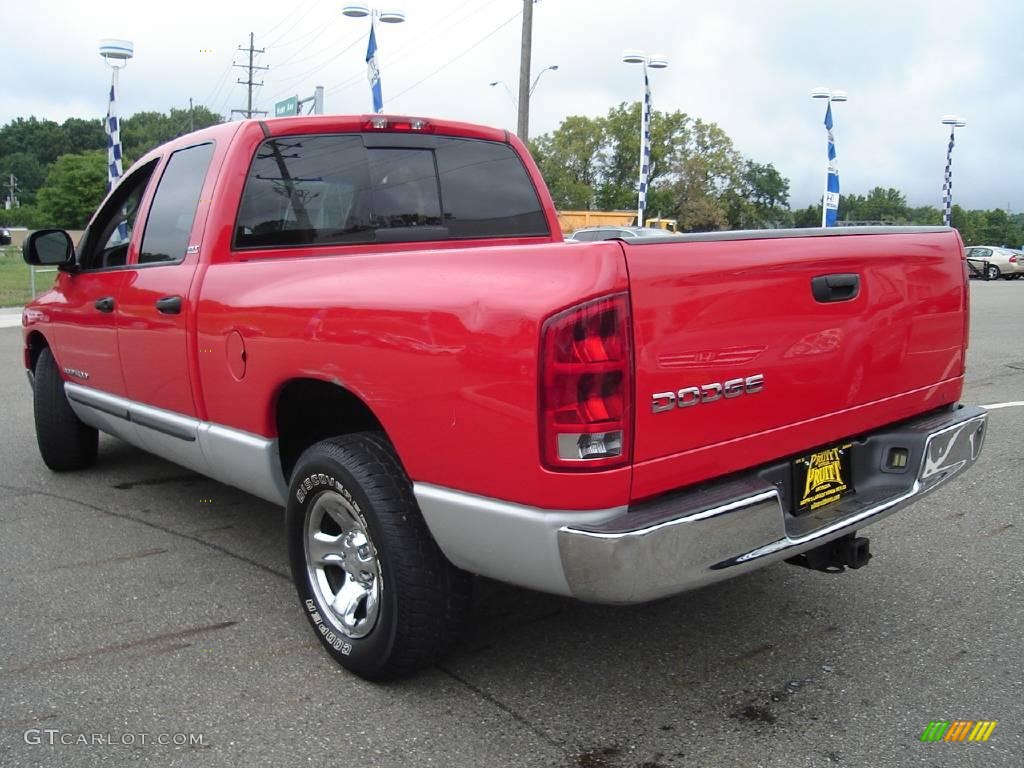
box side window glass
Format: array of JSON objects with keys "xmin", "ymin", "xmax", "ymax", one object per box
[
  {"xmin": 139, "ymin": 143, "xmax": 215, "ymax": 265},
  {"xmin": 78, "ymin": 161, "xmax": 158, "ymax": 271}
]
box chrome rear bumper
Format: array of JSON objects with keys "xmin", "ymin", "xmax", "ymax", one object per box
[{"xmin": 557, "ymin": 405, "xmax": 987, "ymax": 603}]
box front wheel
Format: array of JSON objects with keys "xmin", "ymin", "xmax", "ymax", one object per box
[
  {"xmin": 33, "ymin": 348, "xmax": 98, "ymax": 471},
  {"xmin": 285, "ymin": 433, "xmax": 469, "ymax": 680},
  {"xmin": 986, "ymin": 264, "xmax": 1001, "ymax": 281}
]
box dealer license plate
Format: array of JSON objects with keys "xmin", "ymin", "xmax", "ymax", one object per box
[{"xmin": 793, "ymin": 443, "xmax": 853, "ymax": 513}]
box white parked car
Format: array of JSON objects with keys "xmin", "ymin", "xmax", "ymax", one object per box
[{"xmin": 965, "ymin": 245, "xmax": 1023, "ymax": 280}]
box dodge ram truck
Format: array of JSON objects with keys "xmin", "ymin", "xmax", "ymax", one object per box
[{"xmin": 21, "ymin": 114, "xmax": 986, "ymax": 679}]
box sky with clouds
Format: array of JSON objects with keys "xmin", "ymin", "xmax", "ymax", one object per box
[{"xmin": 4, "ymin": 0, "xmax": 1022, "ymax": 211}]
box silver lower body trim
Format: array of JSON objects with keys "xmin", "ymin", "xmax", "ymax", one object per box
[
  {"xmin": 64, "ymin": 383, "xmax": 288, "ymax": 506},
  {"xmin": 559, "ymin": 405, "xmax": 987, "ymax": 603},
  {"xmin": 414, "ymin": 484, "xmax": 625, "ymax": 597},
  {"xmin": 416, "ymin": 406, "xmax": 987, "ymax": 604}
]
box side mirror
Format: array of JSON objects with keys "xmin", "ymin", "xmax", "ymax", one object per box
[{"xmin": 23, "ymin": 229, "xmax": 75, "ymax": 268}]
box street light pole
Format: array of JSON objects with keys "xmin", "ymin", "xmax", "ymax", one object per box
[
  {"xmin": 342, "ymin": 5, "xmax": 406, "ymax": 113},
  {"xmin": 622, "ymin": 50, "xmax": 668, "ymax": 227},
  {"xmin": 491, "ymin": 65, "xmax": 557, "ymax": 118},
  {"xmin": 811, "ymin": 87, "xmax": 847, "ymax": 227},
  {"xmin": 941, "ymin": 115, "xmax": 967, "ymax": 226}
]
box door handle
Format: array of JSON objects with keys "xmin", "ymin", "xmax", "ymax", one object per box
[
  {"xmin": 155, "ymin": 295, "xmax": 183, "ymax": 315},
  {"xmin": 811, "ymin": 273, "xmax": 860, "ymax": 303},
  {"xmin": 94, "ymin": 297, "xmax": 115, "ymax": 313}
]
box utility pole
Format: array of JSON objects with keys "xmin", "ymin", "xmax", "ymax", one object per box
[
  {"xmin": 516, "ymin": 0, "xmax": 533, "ymax": 142},
  {"xmin": 189, "ymin": 97, "xmax": 195, "ymax": 131},
  {"xmin": 231, "ymin": 33, "xmax": 268, "ymax": 119},
  {"xmin": 5, "ymin": 174, "xmax": 19, "ymax": 209}
]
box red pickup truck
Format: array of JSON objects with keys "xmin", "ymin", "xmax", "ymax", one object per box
[{"xmin": 21, "ymin": 115, "xmax": 986, "ymax": 679}]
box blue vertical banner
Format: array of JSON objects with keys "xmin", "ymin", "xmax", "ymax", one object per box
[
  {"xmin": 105, "ymin": 82, "xmax": 122, "ymax": 192},
  {"xmin": 366, "ymin": 23, "xmax": 383, "ymax": 114},
  {"xmin": 637, "ymin": 67, "xmax": 652, "ymax": 226},
  {"xmin": 823, "ymin": 102, "xmax": 840, "ymax": 226},
  {"xmin": 942, "ymin": 127, "xmax": 955, "ymax": 226}
]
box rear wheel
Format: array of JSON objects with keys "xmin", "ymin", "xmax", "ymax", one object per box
[
  {"xmin": 986, "ymin": 264, "xmax": 1001, "ymax": 281},
  {"xmin": 33, "ymin": 348, "xmax": 98, "ymax": 471},
  {"xmin": 285, "ymin": 433, "xmax": 469, "ymax": 680}
]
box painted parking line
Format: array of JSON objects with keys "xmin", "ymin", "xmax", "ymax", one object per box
[
  {"xmin": 980, "ymin": 402, "xmax": 1024, "ymax": 410},
  {"xmin": 0, "ymin": 315, "xmax": 23, "ymax": 329}
]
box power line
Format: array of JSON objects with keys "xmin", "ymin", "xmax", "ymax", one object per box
[
  {"xmin": 270, "ymin": 18, "xmax": 347, "ymax": 69},
  {"xmin": 262, "ymin": 33, "xmax": 366, "ymax": 105},
  {"xmin": 256, "ymin": 0, "xmax": 319, "ymax": 47},
  {"xmin": 202, "ymin": 54, "xmax": 237, "ymax": 109},
  {"xmin": 231, "ymin": 32, "xmax": 269, "ymax": 119},
  {"xmin": 387, "ymin": 10, "xmax": 522, "ymax": 106},
  {"xmin": 262, "ymin": 0, "xmax": 322, "ymax": 48},
  {"xmin": 325, "ymin": 0, "xmax": 505, "ymax": 98}
]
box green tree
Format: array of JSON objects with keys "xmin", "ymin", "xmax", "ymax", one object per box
[
  {"xmin": 724, "ymin": 160, "xmax": 791, "ymax": 229},
  {"xmin": 792, "ymin": 204, "xmax": 821, "ymax": 228},
  {"xmin": 62, "ymin": 117, "xmax": 106, "ymax": 155},
  {"xmin": 35, "ymin": 151, "xmax": 107, "ymax": 229},
  {"xmin": 121, "ymin": 105, "xmax": 221, "ymax": 159},
  {"xmin": 529, "ymin": 115, "xmax": 605, "ymax": 209},
  {"xmin": 856, "ymin": 187, "xmax": 909, "ymax": 222},
  {"xmin": 664, "ymin": 118, "xmax": 743, "ymax": 231},
  {"xmin": 0, "ymin": 116, "xmax": 69, "ymax": 165},
  {"xmin": 594, "ymin": 103, "xmax": 692, "ymax": 213},
  {"xmin": 907, "ymin": 205, "xmax": 942, "ymax": 225}
]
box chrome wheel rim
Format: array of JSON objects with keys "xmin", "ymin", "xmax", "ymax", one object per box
[{"xmin": 305, "ymin": 490, "xmax": 382, "ymax": 639}]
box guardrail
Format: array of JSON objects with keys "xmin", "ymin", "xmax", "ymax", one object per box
[
  {"xmin": 29, "ymin": 266, "xmax": 59, "ymax": 298},
  {"xmin": 966, "ymin": 259, "xmax": 992, "ymax": 280}
]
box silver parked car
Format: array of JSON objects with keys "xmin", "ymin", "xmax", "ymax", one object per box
[
  {"xmin": 965, "ymin": 245, "xmax": 1024, "ymax": 280},
  {"xmin": 568, "ymin": 226, "xmax": 683, "ymax": 242}
]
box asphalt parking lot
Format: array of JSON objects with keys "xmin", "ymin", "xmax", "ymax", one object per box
[{"xmin": 1, "ymin": 281, "xmax": 1021, "ymax": 768}]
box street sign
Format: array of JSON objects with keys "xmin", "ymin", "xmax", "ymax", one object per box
[{"xmin": 275, "ymin": 96, "xmax": 299, "ymax": 117}]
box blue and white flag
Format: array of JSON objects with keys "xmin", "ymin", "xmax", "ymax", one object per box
[
  {"xmin": 366, "ymin": 24, "xmax": 383, "ymax": 114},
  {"xmin": 105, "ymin": 78, "xmax": 128, "ymax": 241},
  {"xmin": 105, "ymin": 83, "xmax": 123, "ymax": 192},
  {"xmin": 823, "ymin": 102, "xmax": 840, "ymax": 227},
  {"xmin": 637, "ymin": 68, "xmax": 652, "ymax": 226},
  {"xmin": 942, "ymin": 127, "xmax": 956, "ymax": 226}
]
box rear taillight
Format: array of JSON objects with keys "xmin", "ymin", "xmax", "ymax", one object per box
[
  {"xmin": 1010, "ymin": 254, "xmax": 1018, "ymax": 264},
  {"xmin": 962, "ymin": 256, "xmax": 970, "ymax": 375},
  {"xmin": 539, "ymin": 293, "xmax": 633, "ymax": 470}
]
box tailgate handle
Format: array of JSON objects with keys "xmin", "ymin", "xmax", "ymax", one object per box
[
  {"xmin": 94, "ymin": 296, "xmax": 115, "ymax": 313},
  {"xmin": 811, "ymin": 273, "xmax": 860, "ymax": 303}
]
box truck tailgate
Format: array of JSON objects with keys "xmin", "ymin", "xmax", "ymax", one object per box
[{"xmin": 624, "ymin": 228, "xmax": 967, "ymax": 493}]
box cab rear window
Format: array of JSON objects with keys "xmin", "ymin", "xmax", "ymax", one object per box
[{"xmin": 234, "ymin": 134, "xmax": 548, "ymax": 249}]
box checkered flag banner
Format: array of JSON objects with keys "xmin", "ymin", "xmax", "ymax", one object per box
[
  {"xmin": 105, "ymin": 83, "xmax": 123, "ymax": 192},
  {"xmin": 823, "ymin": 102, "xmax": 840, "ymax": 227},
  {"xmin": 637, "ymin": 68, "xmax": 652, "ymax": 226},
  {"xmin": 366, "ymin": 23, "xmax": 383, "ymax": 114},
  {"xmin": 942, "ymin": 126, "xmax": 955, "ymax": 226}
]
